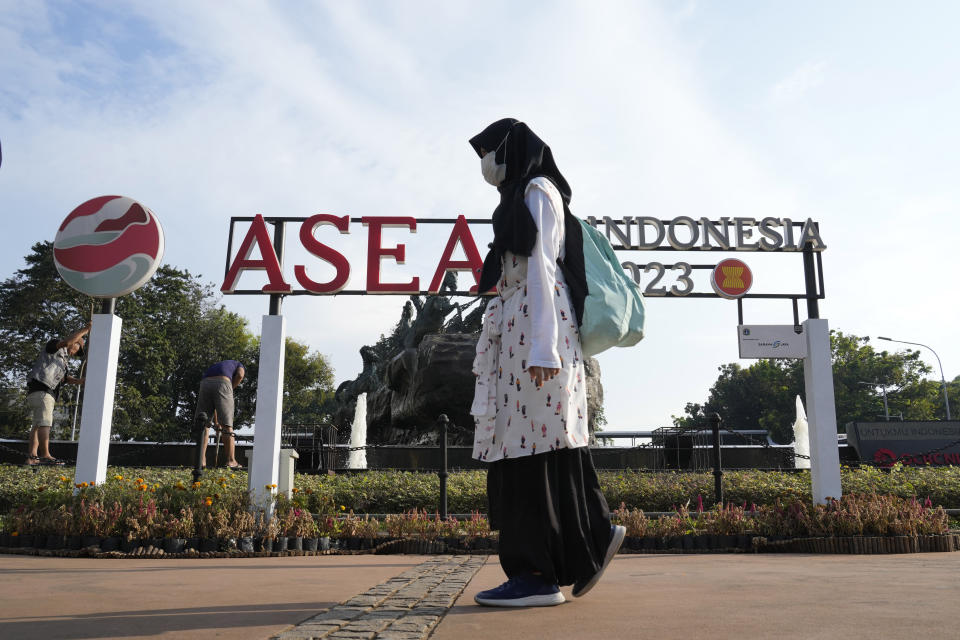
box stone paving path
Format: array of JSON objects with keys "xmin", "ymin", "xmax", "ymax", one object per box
[{"xmin": 273, "ymin": 555, "xmax": 487, "ymax": 640}]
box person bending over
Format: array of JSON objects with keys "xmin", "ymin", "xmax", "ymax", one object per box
[
  {"xmin": 195, "ymin": 360, "xmax": 245, "ymax": 470},
  {"xmin": 25, "ymin": 324, "xmax": 89, "ymax": 465}
]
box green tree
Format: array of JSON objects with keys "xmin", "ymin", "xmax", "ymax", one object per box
[
  {"xmin": 282, "ymin": 337, "xmax": 336, "ymax": 425},
  {"xmin": 674, "ymin": 331, "xmax": 941, "ymax": 442}
]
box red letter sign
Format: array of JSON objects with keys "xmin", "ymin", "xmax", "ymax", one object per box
[
  {"xmin": 363, "ymin": 217, "xmax": 419, "ymax": 293},
  {"xmin": 221, "ymin": 214, "xmax": 291, "ymax": 293},
  {"xmin": 428, "ymin": 214, "xmax": 484, "ymax": 293},
  {"xmin": 295, "ymin": 214, "xmax": 351, "ymax": 293}
]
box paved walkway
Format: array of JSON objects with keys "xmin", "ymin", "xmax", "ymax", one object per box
[
  {"xmin": 275, "ymin": 556, "xmax": 484, "ymax": 640},
  {"xmin": 1, "ymin": 551, "xmax": 958, "ymax": 640}
]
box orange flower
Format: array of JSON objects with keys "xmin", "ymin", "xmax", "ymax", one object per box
[{"xmin": 204, "ymin": 497, "xmax": 213, "ymax": 506}]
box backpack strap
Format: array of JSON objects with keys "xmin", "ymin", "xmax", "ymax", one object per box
[{"xmin": 557, "ymin": 205, "xmax": 587, "ymax": 326}]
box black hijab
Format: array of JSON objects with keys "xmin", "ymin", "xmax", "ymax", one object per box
[{"xmin": 469, "ymin": 119, "xmax": 587, "ymax": 325}]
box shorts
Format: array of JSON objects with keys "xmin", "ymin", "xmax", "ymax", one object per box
[
  {"xmin": 195, "ymin": 377, "xmax": 235, "ymax": 427},
  {"xmin": 27, "ymin": 391, "xmax": 55, "ymax": 427}
]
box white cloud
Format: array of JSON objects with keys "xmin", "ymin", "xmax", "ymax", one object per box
[{"xmin": 769, "ymin": 61, "xmax": 827, "ymax": 105}]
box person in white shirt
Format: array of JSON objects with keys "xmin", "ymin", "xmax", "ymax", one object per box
[{"xmin": 469, "ymin": 119, "xmax": 625, "ymax": 607}]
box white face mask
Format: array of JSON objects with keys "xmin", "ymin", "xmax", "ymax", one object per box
[
  {"xmin": 480, "ymin": 133, "xmax": 508, "ymax": 186},
  {"xmin": 481, "ymin": 150, "xmax": 506, "ymax": 186}
]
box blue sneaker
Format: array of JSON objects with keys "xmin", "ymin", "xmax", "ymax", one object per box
[
  {"xmin": 474, "ymin": 574, "xmax": 565, "ymax": 607},
  {"xmin": 572, "ymin": 524, "xmax": 626, "ymax": 598}
]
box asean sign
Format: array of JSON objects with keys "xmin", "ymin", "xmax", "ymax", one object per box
[
  {"xmin": 54, "ymin": 195, "xmax": 165, "ymax": 298},
  {"xmin": 221, "ymin": 214, "xmax": 485, "ymax": 295},
  {"xmin": 711, "ymin": 258, "xmax": 752, "ymax": 299}
]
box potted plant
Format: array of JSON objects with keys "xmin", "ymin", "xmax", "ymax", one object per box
[
  {"xmin": 356, "ymin": 516, "xmax": 381, "ymax": 550},
  {"xmin": 254, "ymin": 511, "xmax": 279, "ymax": 553},
  {"xmin": 123, "ymin": 496, "xmax": 161, "ymax": 553},
  {"xmin": 338, "ymin": 511, "xmax": 362, "ymax": 550},
  {"xmin": 194, "ymin": 506, "xmax": 220, "ymax": 553},
  {"xmin": 281, "ymin": 507, "xmax": 314, "ymax": 551},
  {"xmin": 41, "ymin": 506, "xmax": 69, "ymax": 550},
  {"xmin": 711, "ymin": 503, "xmax": 749, "ymax": 549},
  {"xmin": 613, "ymin": 503, "xmax": 649, "ymax": 551},
  {"xmin": 160, "ymin": 508, "xmax": 194, "ymax": 554},
  {"xmin": 300, "ymin": 514, "xmax": 320, "ymax": 552},
  {"xmin": 316, "ymin": 515, "xmax": 337, "ymax": 551},
  {"xmin": 229, "ymin": 511, "xmax": 255, "ymax": 553}
]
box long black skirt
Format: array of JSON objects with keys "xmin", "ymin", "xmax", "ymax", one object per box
[{"xmin": 486, "ymin": 446, "xmax": 611, "ymax": 587}]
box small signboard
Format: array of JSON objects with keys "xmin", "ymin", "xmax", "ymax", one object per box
[{"xmin": 738, "ymin": 324, "xmax": 805, "ymax": 359}]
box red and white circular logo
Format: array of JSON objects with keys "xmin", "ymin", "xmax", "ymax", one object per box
[
  {"xmin": 54, "ymin": 196, "xmax": 165, "ymax": 298},
  {"xmin": 711, "ymin": 258, "xmax": 752, "ymax": 299},
  {"xmin": 873, "ymin": 448, "xmax": 899, "ymax": 468}
]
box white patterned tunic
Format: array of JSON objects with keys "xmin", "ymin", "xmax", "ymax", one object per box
[{"xmin": 471, "ymin": 177, "xmax": 589, "ymax": 462}]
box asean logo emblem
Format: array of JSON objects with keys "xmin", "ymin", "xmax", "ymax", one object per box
[
  {"xmin": 711, "ymin": 258, "xmax": 752, "ymax": 299},
  {"xmin": 54, "ymin": 196, "xmax": 165, "ymax": 298}
]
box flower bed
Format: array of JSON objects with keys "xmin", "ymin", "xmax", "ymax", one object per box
[
  {"xmin": 0, "ymin": 473, "xmax": 956, "ymax": 556},
  {"xmin": 611, "ymin": 493, "xmax": 957, "ymax": 554},
  {"xmin": 1, "ymin": 465, "xmax": 958, "ymax": 558}
]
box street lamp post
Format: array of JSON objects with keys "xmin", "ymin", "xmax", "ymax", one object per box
[{"xmin": 876, "ymin": 336, "xmax": 952, "ymax": 421}]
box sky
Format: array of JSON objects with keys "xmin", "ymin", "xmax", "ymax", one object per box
[{"xmin": 1, "ymin": 0, "xmax": 959, "ymax": 433}]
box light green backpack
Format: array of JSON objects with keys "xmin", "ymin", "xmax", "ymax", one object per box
[{"xmin": 577, "ymin": 219, "xmax": 646, "ymax": 357}]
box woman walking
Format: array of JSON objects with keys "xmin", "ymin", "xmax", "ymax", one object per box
[{"xmin": 469, "ymin": 118, "xmax": 625, "ymax": 607}]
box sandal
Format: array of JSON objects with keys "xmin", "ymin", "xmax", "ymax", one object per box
[
  {"xmin": 38, "ymin": 457, "xmax": 66, "ymax": 466},
  {"xmin": 226, "ymin": 463, "xmax": 244, "ymax": 470},
  {"xmin": 25, "ymin": 455, "xmax": 40, "ymax": 466}
]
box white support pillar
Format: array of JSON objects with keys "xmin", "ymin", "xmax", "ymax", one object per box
[
  {"xmin": 278, "ymin": 449, "xmax": 299, "ymax": 499},
  {"xmin": 802, "ymin": 318, "xmax": 843, "ymax": 504},
  {"xmin": 74, "ymin": 313, "xmax": 122, "ymax": 487},
  {"xmin": 249, "ymin": 314, "xmax": 286, "ymax": 516}
]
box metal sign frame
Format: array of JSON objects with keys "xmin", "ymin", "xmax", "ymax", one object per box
[
  {"xmin": 221, "ymin": 213, "xmax": 839, "ymax": 505},
  {"xmin": 222, "ymin": 216, "xmax": 826, "ymax": 315}
]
